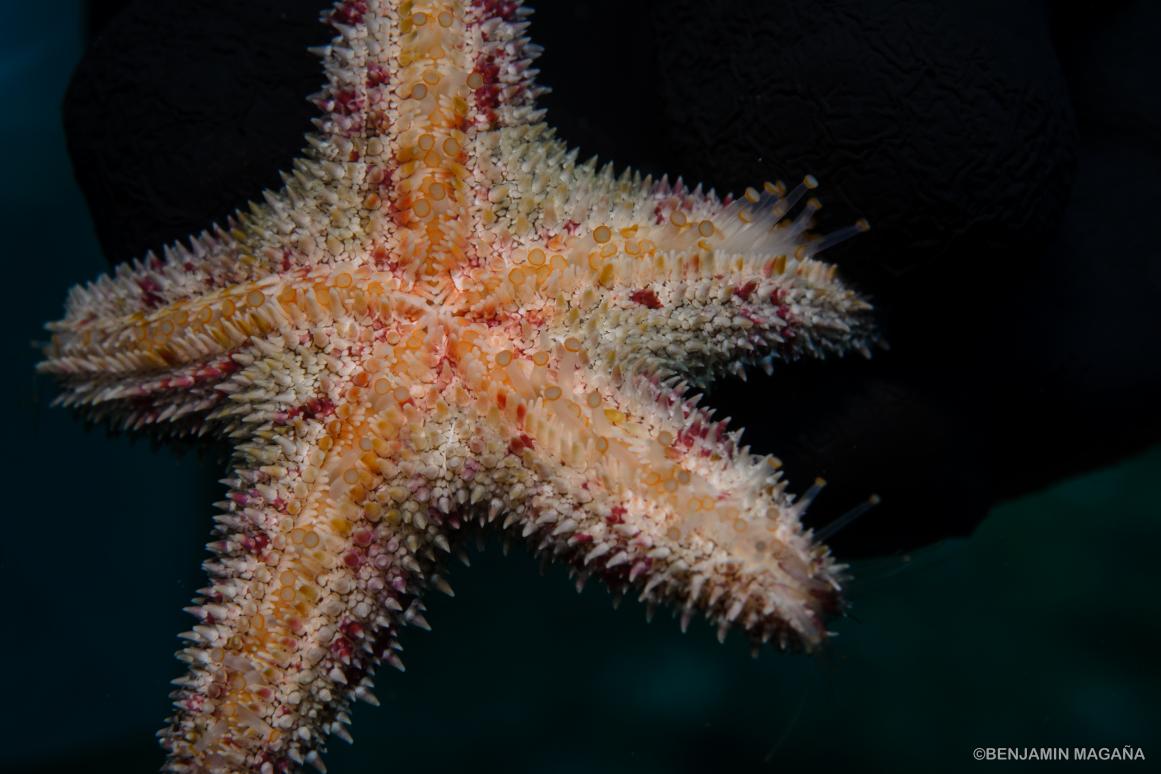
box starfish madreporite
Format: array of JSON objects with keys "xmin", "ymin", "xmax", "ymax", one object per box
[{"xmin": 40, "ymin": 1, "xmax": 876, "ymax": 771}]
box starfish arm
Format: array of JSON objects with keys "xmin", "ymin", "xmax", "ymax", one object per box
[
  {"xmin": 580, "ymin": 245, "xmax": 877, "ymax": 386},
  {"xmin": 294, "ymin": 0, "xmax": 549, "ymax": 292},
  {"xmin": 463, "ymin": 339, "xmax": 841, "ymax": 648},
  {"xmin": 586, "ymin": 177, "xmax": 876, "ymax": 383},
  {"xmin": 313, "ymin": 0, "xmax": 545, "ymax": 154},
  {"xmin": 161, "ymin": 341, "xmax": 464, "ymax": 771},
  {"xmin": 38, "ymin": 269, "xmax": 283, "ymax": 433},
  {"xmin": 45, "ymin": 230, "xmax": 270, "ymax": 335},
  {"xmin": 477, "ymin": 134, "xmax": 875, "ymax": 385},
  {"xmin": 39, "ymin": 240, "xmax": 442, "ymax": 434}
]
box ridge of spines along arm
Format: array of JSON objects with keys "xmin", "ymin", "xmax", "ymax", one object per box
[
  {"xmin": 464, "ymin": 338, "xmax": 844, "ymax": 651},
  {"xmin": 296, "ymin": 0, "xmax": 549, "ymax": 267},
  {"xmin": 39, "ymin": 189, "xmax": 339, "ymax": 423},
  {"xmin": 477, "ymin": 125, "xmax": 656, "ymax": 250},
  {"xmin": 161, "ymin": 350, "xmax": 465, "ymax": 772},
  {"xmin": 299, "ymin": 0, "xmax": 400, "ymax": 243},
  {"xmin": 38, "ymin": 281, "xmax": 283, "ymax": 436},
  {"xmin": 540, "ymin": 174, "xmax": 876, "ymax": 386},
  {"xmin": 464, "ymin": 0, "xmax": 547, "ymax": 131},
  {"xmin": 53, "ymin": 5, "xmax": 409, "ymax": 333},
  {"xmin": 47, "ymin": 217, "xmax": 295, "ymax": 338},
  {"xmin": 52, "ymin": 49, "xmax": 417, "ymax": 335},
  {"xmin": 475, "ymin": 167, "xmax": 874, "ymax": 385},
  {"xmin": 52, "ymin": 0, "xmax": 395, "ymax": 336},
  {"xmin": 38, "ymin": 260, "xmax": 421, "ymax": 437}
]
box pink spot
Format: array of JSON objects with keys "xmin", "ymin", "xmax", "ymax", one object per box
[
  {"xmin": 675, "ymin": 420, "xmax": 708, "ymax": 453},
  {"xmin": 331, "ymin": 636, "xmax": 353, "ymax": 662},
  {"xmin": 471, "ymin": 56, "xmax": 503, "ymax": 123},
  {"xmin": 629, "ymin": 288, "xmax": 663, "ymax": 309},
  {"xmin": 367, "ymin": 63, "xmax": 389, "ymax": 88},
  {"xmin": 329, "ymin": 0, "xmax": 367, "ymax": 25},
  {"xmin": 377, "ymin": 165, "xmax": 395, "ymax": 192},
  {"xmin": 258, "ymin": 753, "xmax": 294, "ymax": 774},
  {"xmin": 136, "ymin": 276, "xmax": 164, "ymax": 309},
  {"xmin": 242, "ymin": 532, "xmax": 269, "ymax": 556},
  {"xmin": 473, "ymin": 0, "xmax": 519, "ymax": 21},
  {"xmin": 332, "ymin": 89, "xmax": 362, "ymax": 117},
  {"xmin": 196, "ymin": 357, "xmax": 239, "ymax": 381},
  {"xmin": 733, "ymin": 280, "xmax": 757, "ymax": 301},
  {"xmin": 508, "ymin": 433, "xmax": 535, "ymax": 455},
  {"xmin": 287, "ymin": 396, "xmax": 335, "ymax": 422}
]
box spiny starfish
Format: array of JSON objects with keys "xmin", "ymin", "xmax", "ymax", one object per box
[{"xmin": 40, "ymin": 1, "xmax": 876, "ymax": 771}]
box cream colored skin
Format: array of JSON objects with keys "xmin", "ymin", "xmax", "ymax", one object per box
[{"xmin": 40, "ymin": 1, "xmax": 874, "ymax": 771}]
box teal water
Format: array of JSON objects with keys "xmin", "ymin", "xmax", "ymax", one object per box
[{"xmin": 2, "ymin": 3, "xmax": 1157, "ymax": 772}]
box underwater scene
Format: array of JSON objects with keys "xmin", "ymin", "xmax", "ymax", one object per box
[{"xmin": 4, "ymin": 1, "xmax": 1158, "ymax": 772}]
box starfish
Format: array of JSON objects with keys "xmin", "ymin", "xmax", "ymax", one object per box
[{"xmin": 40, "ymin": 1, "xmax": 876, "ymax": 771}]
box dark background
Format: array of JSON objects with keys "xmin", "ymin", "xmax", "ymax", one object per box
[{"xmin": 3, "ymin": 1, "xmax": 1159, "ymax": 772}]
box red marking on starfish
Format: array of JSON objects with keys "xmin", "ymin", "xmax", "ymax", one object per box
[
  {"xmin": 136, "ymin": 276, "xmax": 164, "ymax": 308},
  {"xmin": 473, "ymin": 0, "xmax": 519, "ymax": 21},
  {"xmin": 733, "ymin": 280, "xmax": 758, "ymax": 301},
  {"xmin": 508, "ymin": 433, "xmax": 534, "ymax": 454},
  {"xmin": 367, "ymin": 62, "xmax": 389, "ymax": 88},
  {"xmin": 629, "ymin": 288, "xmax": 663, "ymax": 309},
  {"xmin": 330, "ymin": 0, "xmax": 368, "ymax": 25}
]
